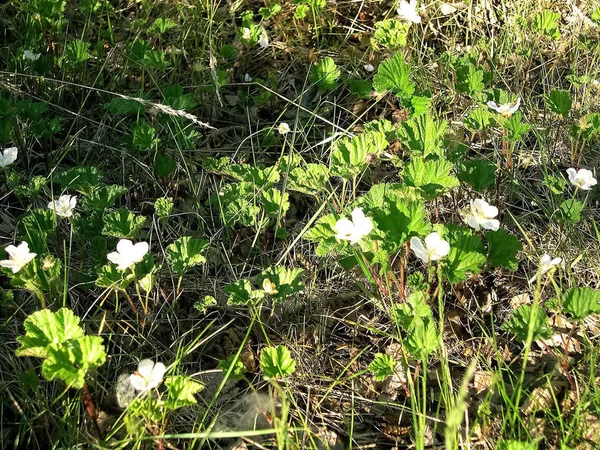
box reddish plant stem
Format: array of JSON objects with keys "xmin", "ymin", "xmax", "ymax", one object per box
[{"xmin": 82, "ymin": 383, "xmax": 102, "ymax": 440}]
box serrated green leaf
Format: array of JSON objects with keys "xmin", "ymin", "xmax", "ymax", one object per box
[
  {"xmin": 303, "ymin": 214, "xmax": 350, "ymax": 257},
  {"xmin": 401, "ymin": 157, "xmax": 459, "ymax": 199},
  {"xmin": 563, "ymin": 287, "xmax": 600, "ymax": 320},
  {"xmin": 545, "ymin": 89, "xmax": 571, "ymax": 118},
  {"xmin": 456, "ymin": 159, "xmax": 497, "ymax": 192},
  {"xmin": 373, "ymin": 53, "xmax": 415, "ymax": 102},
  {"xmin": 464, "ymin": 107, "xmax": 494, "ymax": 131},
  {"xmin": 95, "ymin": 263, "xmax": 135, "ymax": 290},
  {"xmin": 443, "ymin": 225, "xmax": 486, "ymax": 283},
  {"xmin": 102, "ymin": 209, "xmax": 146, "ymax": 239},
  {"xmin": 503, "ymin": 304, "xmax": 552, "ymax": 341},
  {"xmin": 456, "ymin": 63, "xmax": 485, "ymax": 94},
  {"xmin": 42, "ymin": 336, "xmax": 106, "ymax": 389},
  {"xmin": 260, "ymin": 188, "xmax": 289, "ymax": 217},
  {"xmin": 82, "ymin": 185, "xmax": 128, "ymax": 210},
  {"xmin": 166, "ymin": 236, "xmax": 209, "ymax": 274},
  {"xmin": 261, "ymin": 345, "xmax": 296, "ymax": 380},
  {"xmin": 371, "ymin": 197, "xmax": 431, "ymax": 254},
  {"xmin": 16, "ymin": 308, "xmax": 84, "ymax": 358},
  {"xmin": 497, "ymin": 441, "xmax": 538, "ymax": 450},
  {"xmin": 405, "ymin": 317, "xmax": 439, "ymax": 360},
  {"xmin": 368, "ymin": 353, "xmax": 398, "ymax": 381},
  {"xmin": 311, "ymin": 57, "xmax": 341, "ymax": 90},
  {"xmin": 396, "ymin": 114, "xmax": 448, "ymax": 157},
  {"xmin": 217, "ymin": 355, "xmax": 247, "ymax": 380},
  {"xmin": 347, "ymin": 79, "xmax": 373, "ymax": 99},
  {"xmin": 486, "ymin": 229, "xmax": 522, "ymax": 271},
  {"xmin": 164, "ymin": 375, "xmax": 204, "ymax": 409},
  {"xmin": 259, "ymin": 266, "xmax": 304, "ymax": 302},
  {"xmin": 532, "ymin": 9, "xmax": 560, "ymax": 39},
  {"xmin": 502, "ymin": 112, "xmax": 530, "ymax": 141},
  {"xmin": 53, "ymin": 166, "xmax": 101, "ymax": 195},
  {"xmin": 330, "ymin": 131, "xmax": 387, "ymax": 179},
  {"xmin": 560, "ymin": 199, "xmax": 583, "ymax": 224},
  {"xmin": 373, "ymin": 19, "xmax": 409, "ymax": 49},
  {"xmin": 288, "ymin": 164, "xmax": 329, "ymax": 196},
  {"xmin": 225, "ymin": 279, "xmax": 265, "ymax": 305}
]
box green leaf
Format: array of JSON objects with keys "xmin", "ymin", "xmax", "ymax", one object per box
[
  {"xmin": 391, "ymin": 292, "xmax": 431, "ymax": 331},
  {"xmin": 217, "ymin": 355, "xmax": 247, "ymax": 380},
  {"xmin": 166, "ymin": 237, "xmax": 209, "ymax": 275},
  {"xmin": 559, "ymin": 199, "xmax": 583, "ymax": 224},
  {"xmin": 260, "ymin": 188, "xmax": 289, "ymax": 218},
  {"xmin": 368, "ymin": 353, "xmax": 398, "ymax": 381},
  {"xmin": 311, "ymin": 57, "xmax": 341, "ymax": 91},
  {"xmin": 347, "ymin": 79, "xmax": 373, "ymax": 99},
  {"xmin": 410, "ymin": 95, "xmax": 432, "ymax": 117},
  {"xmin": 259, "ymin": 266, "xmax": 304, "ymax": 302},
  {"xmin": 148, "ymin": 17, "xmax": 177, "ymax": 35},
  {"xmin": 53, "ymin": 166, "xmax": 101, "ymax": 195},
  {"xmin": 545, "ymin": 89, "xmax": 571, "ymax": 118},
  {"xmin": 225, "ymin": 279, "xmax": 265, "ymax": 305},
  {"xmin": 104, "ymin": 96, "xmax": 146, "ymax": 116},
  {"xmin": 443, "ymin": 225, "xmax": 486, "ymax": 283},
  {"xmin": 155, "ymin": 153, "xmax": 176, "ymax": 179},
  {"xmin": 456, "ymin": 159, "xmax": 497, "ymax": 192},
  {"xmin": 592, "ymin": 8, "xmax": 600, "ymax": 25},
  {"xmin": 563, "ymin": 287, "xmax": 600, "ymax": 320},
  {"xmin": 373, "ymin": 19, "xmax": 409, "ymax": 49},
  {"xmin": 401, "ymin": 157, "xmax": 459, "ymax": 199},
  {"xmin": 95, "ymin": 263, "xmax": 135, "ymax": 290},
  {"xmin": 486, "ymin": 229, "xmax": 522, "ymax": 271},
  {"xmin": 464, "ymin": 107, "xmax": 494, "ymax": 131},
  {"xmin": 373, "ymin": 53, "xmax": 415, "ymax": 102},
  {"xmin": 543, "ymin": 174, "xmax": 567, "ymax": 195},
  {"xmin": 497, "ymin": 441, "xmax": 538, "ymax": 450},
  {"xmin": 259, "ymin": 4, "xmax": 282, "ymax": 20},
  {"xmin": 396, "ymin": 114, "xmax": 448, "ymax": 157},
  {"xmin": 16, "ymin": 308, "xmax": 84, "ymax": 358},
  {"xmin": 18, "ymin": 209, "xmax": 57, "ymax": 253},
  {"xmin": 294, "ymin": 4, "xmax": 309, "ymax": 19},
  {"xmin": 102, "ymin": 209, "xmax": 146, "ymax": 239},
  {"xmin": 532, "ymin": 9, "xmax": 560, "ymax": 39},
  {"xmin": 371, "ymin": 197, "xmax": 431, "ymax": 254},
  {"xmin": 261, "ymin": 345, "xmax": 296, "ymax": 380},
  {"xmin": 131, "ymin": 120, "xmax": 159, "ymax": 151},
  {"xmin": 194, "ymin": 295, "xmax": 216, "ymax": 313},
  {"xmin": 405, "ymin": 318, "xmax": 439, "ymax": 360},
  {"xmin": 569, "ymin": 113, "xmax": 600, "ymax": 141},
  {"xmin": 456, "ymin": 63, "xmax": 485, "ymax": 94},
  {"xmin": 303, "ymin": 214, "xmax": 349, "ymax": 257},
  {"xmin": 64, "ymin": 39, "xmax": 90, "ymax": 64},
  {"xmin": 503, "ymin": 304, "xmax": 552, "ymax": 341},
  {"xmin": 155, "ymin": 197, "xmax": 174, "ymax": 218},
  {"xmin": 330, "ymin": 131, "xmax": 387, "ymax": 179},
  {"xmin": 502, "ymin": 112, "xmax": 530, "ymax": 141},
  {"xmin": 82, "ymin": 185, "xmax": 128, "ymax": 210},
  {"xmin": 210, "ymin": 182, "xmax": 261, "ymax": 227},
  {"xmin": 288, "ymin": 164, "xmax": 329, "ymax": 196},
  {"xmin": 42, "ymin": 336, "xmax": 106, "ymax": 389},
  {"xmin": 16, "ymin": 100, "xmax": 48, "ymax": 120},
  {"xmin": 164, "ymin": 375, "xmax": 204, "ymax": 409}
]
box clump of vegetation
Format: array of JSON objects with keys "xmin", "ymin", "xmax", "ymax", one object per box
[{"xmin": 1, "ymin": 0, "xmax": 600, "ymax": 448}]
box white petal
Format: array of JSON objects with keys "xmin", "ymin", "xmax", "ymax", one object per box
[
  {"xmin": 333, "ymin": 218, "xmax": 355, "ymax": 239},
  {"xmin": 106, "ymin": 251, "xmax": 124, "ymax": 267},
  {"xmin": 132, "ymin": 242, "xmax": 149, "ymax": 262},
  {"xmin": 486, "ymin": 101, "xmax": 500, "ymax": 112},
  {"xmin": 566, "ymin": 168, "xmax": 577, "ymax": 184},
  {"xmin": 550, "ymin": 257, "xmax": 562, "ymax": 266},
  {"xmin": 465, "ymin": 214, "xmax": 481, "ymax": 231},
  {"xmin": 481, "ymin": 219, "xmax": 500, "ymax": 231},
  {"xmin": 410, "ymin": 236, "xmax": 429, "ymax": 263},
  {"xmin": 116, "ymin": 239, "xmax": 134, "ymax": 255},
  {"xmin": 129, "ymin": 373, "xmax": 148, "ymax": 391},
  {"xmin": 137, "ymin": 359, "xmax": 156, "ymax": 378}
]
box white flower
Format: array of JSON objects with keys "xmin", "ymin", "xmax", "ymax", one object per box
[
  {"xmin": 463, "ymin": 198, "xmax": 500, "ymax": 231},
  {"xmin": 107, "ymin": 239, "xmax": 149, "ymax": 270},
  {"xmin": 486, "ymin": 97, "xmax": 521, "ymax": 117},
  {"xmin": 364, "ymin": 63, "xmax": 375, "ymax": 72},
  {"xmin": 129, "ymin": 359, "xmax": 167, "ymax": 392},
  {"xmin": 0, "ymin": 242, "xmax": 37, "ymax": 274},
  {"xmin": 48, "ymin": 195, "xmax": 77, "ymax": 218},
  {"xmin": 440, "ymin": 2, "xmax": 457, "ymax": 15},
  {"xmin": 410, "ymin": 232, "xmax": 450, "ymax": 263},
  {"xmin": 0, "ymin": 147, "xmax": 18, "ymax": 167},
  {"xmin": 258, "ymin": 31, "xmax": 269, "ymax": 48},
  {"xmin": 397, "ymin": 0, "xmax": 422, "ymax": 23},
  {"xmin": 278, "ymin": 122, "xmax": 291, "ymax": 135},
  {"xmin": 529, "ymin": 254, "xmax": 562, "ymax": 284},
  {"xmin": 243, "ymin": 73, "xmax": 253, "ymax": 82},
  {"xmin": 333, "ymin": 208, "xmax": 373, "ymax": 244},
  {"xmin": 24, "ymin": 50, "xmax": 41, "ymax": 61},
  {"xmin": 263, "ymin": 278, "xmax": 279, "ymax": 295},
  {"xmin": 566, "ymin": 168, "xmax": 597, "ymax": 190},
  {"xmin": 241, "ymin": 28, "xmax": 252, "ymax": 40}
]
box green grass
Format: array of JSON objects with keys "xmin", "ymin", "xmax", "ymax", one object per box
[{"xmin": 1, "ymin": 0, "xmax": 600, "ymax": 449}]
